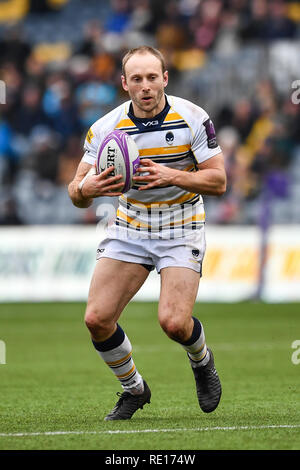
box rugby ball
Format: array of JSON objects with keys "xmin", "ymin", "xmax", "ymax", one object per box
[{"xmin": 96, "ymin": 129, "xmax": 140, "ymax": 193}]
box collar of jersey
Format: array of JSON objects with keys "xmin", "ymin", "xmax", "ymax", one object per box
[{"xmin": 127, "ymin": 95, "xmax": 170, "ymax": 131}]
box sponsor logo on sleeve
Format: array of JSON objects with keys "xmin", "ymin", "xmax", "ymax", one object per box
[
  {"xmin": 86, "ymin": 128, "xmax": 94, "ymax": 144},
  {"xmin": 203, "ymin": 119, "xmax": 218, "ymax": 149}
]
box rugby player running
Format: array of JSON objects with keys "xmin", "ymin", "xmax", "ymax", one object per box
[{"xmin": 68, "ymin": 46, "xmax": 226, "ymax": 421}]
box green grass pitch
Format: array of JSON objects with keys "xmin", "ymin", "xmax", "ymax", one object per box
[{"xmin": 0, "ymin": 301, "xmax": 299, "ymax": 450}]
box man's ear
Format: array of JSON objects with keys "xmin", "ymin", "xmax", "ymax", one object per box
[
  {"xmin": 163, "ymin": 70, "xmax": 169, "ymax": 88},
  {"xmin": 121, "ymin": 75, "xmax": 128, "ymax": 92}
]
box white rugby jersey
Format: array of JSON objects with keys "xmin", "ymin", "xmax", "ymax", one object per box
[{"xmin": 82, "ymin": 95, "xmax": 222, "ymax": 238}]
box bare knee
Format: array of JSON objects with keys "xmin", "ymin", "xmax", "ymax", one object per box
[
  {"xmin": 84, "ymin": 307, "xmax": 116, "ymax": 341},
  {"xmin": 159, "ymin": 315, "xmax": 191, "ymax": 343}
]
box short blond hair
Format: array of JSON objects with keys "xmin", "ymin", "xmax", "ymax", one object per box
[{"xmin": 122, "ymin": 46, "xmax": 166, "ymax": 77}]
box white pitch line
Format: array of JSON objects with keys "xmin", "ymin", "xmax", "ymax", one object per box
[{"xmin": 1, "ymin": 424, "xmax": 300, "ymax": 438}]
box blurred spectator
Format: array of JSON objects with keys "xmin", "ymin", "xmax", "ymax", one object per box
[
  {"xmin": 43, "ymin": 78, "xmax": 82, "ymax": 138},
  {"xmin": 217, "ymin": 126, "xmax": 240, "ymax": 192},
  {"xmin": 251, "ymin": 114, "xmax": 294, "ymax": 182},
  {"xmin": 190, "ymin": 0, "xmax": 223, "ymax": 50},
  {"xmin": 282, "ymin": 98, "xmax": 300, "ymax": 145},
  {"xmin": 0, "ymin": 24, "xmax": 31, "ymax": 72},
  {"xmin": 240, "ymin": 0, "xmax": 297, "ymax": 41},
  {"xmin": 264, "ymin": 0, "xmax": 297, "ymax": 40},
  {"xmin": 105, "ymin": 0, "xmax": 131, "ymax": 33},
  {"xmin": 231, "ymin": 98, "xmax": 257, "ymax": 141},
  {"xmin": 24, "ymin": 53, "xmax": 47, "ymax": 84},
  {"xmin": 215, "ymin": 98, "xmax": 256, "ymax": 142},
  {"xmin": 0, "ymin": 62, "xmax": 23, "ymax": 121},
  {"xmin": 11, "ymin": 82, "xmax": 51, "ymax": 136},
  {"xmin": 0, "ymin": 119, "xmax": 17, "ymax": 184},
  {"xmin": 156, "ymin": 1, "xmax": 189, "ymax": 50},
  {"xmin": 129, "ymin": 0, "xmax": 154, "ymax": 34},
  {"xmin": 22, "ymin": 125, "xmax": 61, "ymax": 182},
  {"xmin": 239, "ymin": 0, "xmax": 269, "ymax": 41},
  {"xmin": 76, "ymin": 79, "xmax": 117, "ymax": 128},
  {"xmin": 76, "ymin": 20, "xmax": 104, "ymax": 58},
  {"xmin": 0, "ymin": 197, "xmax": 23, "ymax": 225},
  {"xmin": 125, "ymin": 0, "xmax": 157, "ymax": 48},
  {"xmin": 56, "ymin": 134, "xmax": 82, "ymax": 186}
]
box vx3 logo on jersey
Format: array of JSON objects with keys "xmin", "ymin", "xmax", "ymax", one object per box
[{"xmin": 142, "ymin": 120, "xmax": 159, "ymax": 127}]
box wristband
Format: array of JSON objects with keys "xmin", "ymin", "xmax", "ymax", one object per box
[{"xmin": 78, "ymin": 166, "xmax": 96, "ymax": 195}]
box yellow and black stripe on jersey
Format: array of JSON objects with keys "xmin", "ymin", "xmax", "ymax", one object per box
[
  {"xmin": 138, "ymin": 144, "xmax": 192, "ymax": 164},
  {"xmin": 115, "ymin": 202, "xmax": 205, "ymax": 233},
  {"xmin": 116, "ymin": 103, "xmax": 190, "ymax": 136}
]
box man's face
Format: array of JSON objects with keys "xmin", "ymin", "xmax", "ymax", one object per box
[{"xmin": 121, "ymin": 52, "xmax": 168, "ymax": 118}]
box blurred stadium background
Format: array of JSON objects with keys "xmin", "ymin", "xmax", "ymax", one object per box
[{"xmin": 0, "ymin": 0, "xmax": 300, "ymax": 302}]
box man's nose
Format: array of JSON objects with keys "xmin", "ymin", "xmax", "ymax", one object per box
[{"xmin": 141, "ymin": 79, "xmax": 151, "ymax": 90}]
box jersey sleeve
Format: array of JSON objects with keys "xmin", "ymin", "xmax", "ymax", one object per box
[
  {"xmin": 82, "ymin": 125, "xmax": 101, "ymax": 165},
  {"xmin": 191, "ymin": 111, "xmax": 222, "ymax": 164}
]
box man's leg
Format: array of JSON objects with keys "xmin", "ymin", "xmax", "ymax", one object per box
[
  {"xmin": 158, "ymin": 267, "xmax": 222, "ymax": 413},
  {"xmin": 85, "ymin": 258, "xmax": 151, "ymax": 420}
]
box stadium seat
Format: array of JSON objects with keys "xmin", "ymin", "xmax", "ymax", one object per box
[{"xmin": 32, "ymin": 41, "xmax": 71, "ymax": 64}]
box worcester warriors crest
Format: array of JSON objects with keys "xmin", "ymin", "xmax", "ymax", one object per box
[{"xmin": 165, "ymin": 131, "xmax": 174, "ymax": 145}]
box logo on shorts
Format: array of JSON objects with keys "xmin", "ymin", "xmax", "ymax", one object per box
[
  {"xmin": 165, "ymin": 131, "xmax": 174, "ymax": 145},
  {"xmin": 192, "ymin": 249, "xmax": 200, "ymax": 258}
]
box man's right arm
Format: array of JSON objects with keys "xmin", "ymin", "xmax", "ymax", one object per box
[
  {"xmin": 68, "ymin": 161, "xmax": 124, "ymax": 208},
  {"xmin": 68, "ymin": 161, "xmax": 94, "ymax": 208}
]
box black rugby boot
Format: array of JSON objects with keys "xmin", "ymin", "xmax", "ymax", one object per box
[
  {"xmin": 190, "ymin": 348, "xmax": 222, "ymax": 413},
  {"xmin": 104, "ymin": 380, "xmax": 151, "ymax": 421}
]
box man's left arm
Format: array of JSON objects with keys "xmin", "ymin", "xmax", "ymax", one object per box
[
  {"xmin": 133, "ymin": 153, "xmax": 227, "ymax": 196},
  {"xmin": 172, "ymin": 152, "xmax": 226, "ymax": 196}
]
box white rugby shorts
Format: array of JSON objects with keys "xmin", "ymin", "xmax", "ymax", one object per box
[{"xmin": 96, "ymin": 227, "xmax": 206, "ymax": 275}]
